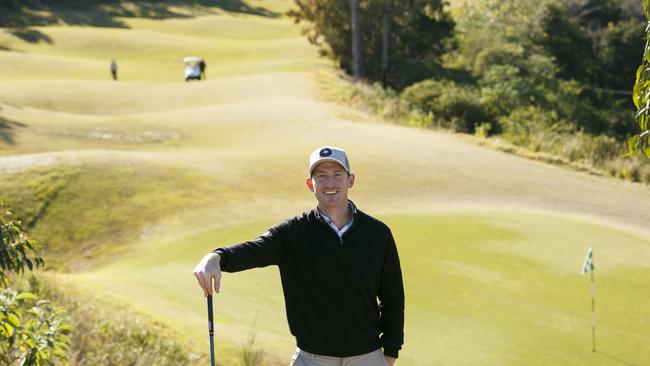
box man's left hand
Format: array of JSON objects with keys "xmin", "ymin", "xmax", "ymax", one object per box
[{"xmin": 386, "ymin": 356, "xmax": 396, "ymax": 366}]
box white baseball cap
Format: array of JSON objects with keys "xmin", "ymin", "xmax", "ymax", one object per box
[{"xmin": 308, "ymin": 146, "xmax": 350, "ymax": 176}]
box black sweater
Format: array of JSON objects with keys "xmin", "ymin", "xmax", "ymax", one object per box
[{"xmin": 213, "ymin": 206, "xmax": 405, "ymax": 358}]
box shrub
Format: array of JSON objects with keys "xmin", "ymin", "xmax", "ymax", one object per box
[
  {"xmin": 0, "ymin": 289, "xmax": 72, "ymax": 366},
  {"xmin": 576, "ymin": 134, "xmax": 622, "ymax": 166},
  {"xmin": 474, "ymin": 122, "xmax": 493, "ymax": 138},
  {"xmin": 1, "ymin": 204, "xmax": 71, "ymax": 366},
  {"xmin": 498, "ymin": 106, "xmax": 573, "ymax": 150},
  {"xmin": 400, "ymin": 79, "xmax": 490, "ymax": 132},
  {"xmin": 641, "ymin": 163, "xmax": 650, "ymax": 184},
  {"xmin": 0, "ymin": 206, "xmax": 44, "ymax": 285},
  {"xmin": 347, "ymin": 82, "xmax": 400, "ymax": 120}
]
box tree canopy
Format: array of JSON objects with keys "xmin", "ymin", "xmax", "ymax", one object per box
[{"xmin": 288, "ymin": 0, "xmax": 454, "ymax": 89}]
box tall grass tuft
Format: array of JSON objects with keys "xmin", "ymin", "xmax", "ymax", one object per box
[{"xmin": 239, "ymin": 314, "xmax": 266, "ymax": 366}]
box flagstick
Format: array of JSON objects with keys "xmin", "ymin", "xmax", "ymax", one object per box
[{"xmin": 591, "ymin": 269, "xmax": 596, "ymax": 352}]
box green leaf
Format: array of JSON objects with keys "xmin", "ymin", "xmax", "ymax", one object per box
[
  {"xmin": 57, "ymin": 324, "xmax": 72, "ymax": 332},
  {"xmin": 628, "ymin": 135, "xmax": 640, "ymax": 155},
  {"xmin": 4, "ymin": 323, "xmax": 14, "ymax": 337},
  {"xmin": 633, "ymin": 83, "xmax": 642, "ymax": 109},
  {"xmin": 58, "ymin": 334, "xmax": 70, "ymax": 344},
  {"xmin": 37, "ymin": 350, "xmax": 48, "ymax": 360},
  {"xmin": 16, "ymin": 292, "xmax": 38, "ymax": 301},
  {"xmin": 7, "ymin": 313, "xmax": 20, "ymax": 327}
]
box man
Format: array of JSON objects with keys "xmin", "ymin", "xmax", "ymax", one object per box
[
  {"xmin": 198, "ymin": 59, "xmax": 206, "ymax": 80},
  {"xmin": 110, "ymin": 59, "xmax": 118, "ymax": 81},
  {"xmin": 193, "ymin": 146, "xmax": 404, "ymax": 365}
]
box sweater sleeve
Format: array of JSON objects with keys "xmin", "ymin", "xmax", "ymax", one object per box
[
  {"xmin": 212, "ymin": 225, "xmax": 287, "ymax": 273},
  {"xmin": 378, "ymin": 227, "xmax": 405, "ymax": 358}
]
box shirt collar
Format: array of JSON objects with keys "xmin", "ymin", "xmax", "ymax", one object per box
[
  {"xmin": 316, "ymin": 200, "xmax": 357, "ymax": 222},
  {"xmin": 316, "ymin": 201, "xmax": 356, "ymax": 238}
]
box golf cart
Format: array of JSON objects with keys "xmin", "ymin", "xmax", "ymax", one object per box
[{"xmin": 183, "ymin": 56, "xmax": 204, "ymax": 81}]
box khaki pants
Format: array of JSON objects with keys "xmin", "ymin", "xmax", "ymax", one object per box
[{"xmin": 290, "ymin": 348, "xmax": 389, "ymax": 366}]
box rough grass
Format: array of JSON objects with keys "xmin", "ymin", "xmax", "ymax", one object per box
[{"xmin": 34, "ymin": 275, "xmax": 195, "ymax": 366}]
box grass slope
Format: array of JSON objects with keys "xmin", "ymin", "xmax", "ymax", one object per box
[{"xmin": 1, "ymin": 1, "xmax": 650, "ymax": 365}]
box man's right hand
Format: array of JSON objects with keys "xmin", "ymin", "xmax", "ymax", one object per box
[{"xmin": 192, "ymin": 252, "xmax": 222, "ymax": 297}]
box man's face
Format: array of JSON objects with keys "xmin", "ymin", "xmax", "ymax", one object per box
[{"xmin": 306, "ymin": 161, "xmax": 355, "ymax": 209}]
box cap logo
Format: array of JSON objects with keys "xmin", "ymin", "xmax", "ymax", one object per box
[{"xmin": 319, "ymin": 148, "xmax": 332, "ymax": 157}]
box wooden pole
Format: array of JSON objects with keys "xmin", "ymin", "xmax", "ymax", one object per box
[
  {"xmin": 351, "ymin": 0, "xmax": 361, "ymax": 81},
  {"xmin": 381, "ymin": 0, "xmax": 390, "ymax": 87}
]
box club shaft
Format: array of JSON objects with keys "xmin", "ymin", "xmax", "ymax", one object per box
[
  {"xmin": 209, "ymin": 335, "xmax": 215, "ymax": 366},
  {"xmin": 208, "ymin": 295, "xmax": 215, "ymax": 366}
]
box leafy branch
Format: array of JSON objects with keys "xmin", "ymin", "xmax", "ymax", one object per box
[
  {"xmin": 629, "ymin": 0, "xmax": 650, "ymax": 157},
  {"xmin": 1, "ymin": 201, "xmax": 71, "ymax": 366},
  {"xmin": 0, "ymin": 203, "xmax": 44, "ymax": 286}
]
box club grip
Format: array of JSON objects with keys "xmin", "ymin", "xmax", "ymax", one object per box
[{"xmin": 207, "ymin": 295, "xmax": 214, "ymax": 335}]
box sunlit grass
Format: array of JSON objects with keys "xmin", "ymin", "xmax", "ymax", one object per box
[{"xmin": 57, "ymin": 212, "xmax": 650, "ymax": 365}]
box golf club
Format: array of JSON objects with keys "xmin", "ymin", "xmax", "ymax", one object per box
[{"xmin": 207, "ymin": 294, "xmax": 215, "ymax": 366}]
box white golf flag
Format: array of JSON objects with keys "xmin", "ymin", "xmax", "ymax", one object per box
[{"xmin": 581, "ymin": 248, "xmax": 594, "ymax": 274}]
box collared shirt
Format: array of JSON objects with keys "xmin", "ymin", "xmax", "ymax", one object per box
[{"xmin": 317, "ymin": 201, "xmax": 356, "ymax": 239}]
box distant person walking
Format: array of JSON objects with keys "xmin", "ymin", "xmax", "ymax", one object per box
[
  {"xmin": 193, "ymin": 146, "xmax": 405, "ymax": 366},
  {"xmin": 110, "ymin": 59, "xmax": 118, "ymax": 81},
  {"xmin": 198, "ymin": 59, "xmax": 206, "ymax": 80}
]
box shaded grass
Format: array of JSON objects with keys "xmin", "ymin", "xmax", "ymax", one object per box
[
  {"xmin": 0, "ymin": 0, "xmax": 283, "ymax": 30},
  {"xmin": 0, "ymin": 115, "xmax": 26, "ymax": 144},
  {"xmin": 0, "ymin": 156, "xmax": 230, "ymax": 269}
]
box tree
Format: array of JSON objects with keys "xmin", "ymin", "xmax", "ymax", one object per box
[
  {"xmin": 536, "ymin": 3, "xmax": 597, "ymax": 82},
  {"xmin": 288, "ymin": 0, "xmax": 454, "ymax": 89}
]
